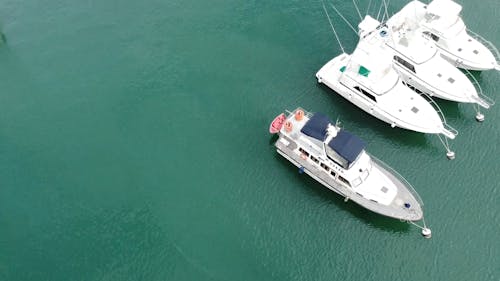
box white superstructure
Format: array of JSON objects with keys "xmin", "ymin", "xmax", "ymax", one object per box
[
  {"xmin": 363, "ymin": 14, "xmax": 494, "ymax": 110},
  {"xmin": 316, "ymin": 30, "xmax": 456, "ymax": 140},
  {"xmin": 399, "ymin": 0, "xmax": 499, "ymax": 71}
]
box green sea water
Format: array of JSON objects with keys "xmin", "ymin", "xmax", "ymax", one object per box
[{"xmin": 0, "ymin": 0, "xmax": 498, "ymax": 280}]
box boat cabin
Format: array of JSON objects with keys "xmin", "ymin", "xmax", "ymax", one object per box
[{"xmin": 300, "ymin": 113, "xmax": 366, "ymax": 170}]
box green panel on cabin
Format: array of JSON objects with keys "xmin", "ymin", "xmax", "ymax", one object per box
[
  {"xmin": 340, "ymin": 66, "xmax": 346, "ymax": 72},
  {"xmin": 358, "ymin": 66, "xmax": 370, "ymax": 77}
]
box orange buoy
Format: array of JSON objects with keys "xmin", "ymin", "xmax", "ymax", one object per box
[
  {"xmin": 284, "ymin": 121, "xmax": 293, "ymax": 132},
  {"xmin": 295, "ymin": 109, "xmax": 304, "ymax": 121}
]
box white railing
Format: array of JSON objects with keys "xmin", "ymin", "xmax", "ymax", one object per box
[
  {"xmin": 461, "ymin": 68, "xmax": 495, "ymax": 108},
  {"xmin": 400, "ymin": 80, "xmax": 458, "ymax": 138},
  {"xmin": 467, "ymin": 28, "xmax": 500, "ymax": 69},
  {"xmin": 420, "ymin": 92, "xmax": 458, "ymax": 138},
  {"xmin": 370, "ymin": 155, "xmax": 424, "ymax": 207}
]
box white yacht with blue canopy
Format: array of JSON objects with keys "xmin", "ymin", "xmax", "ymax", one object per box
[
  {"xmin": 400, "ymin": 0, "xmax": 499, "ymax": 71},
  {"xmin": 270, "ymin": 108, "xmax": 428, "ymax": 225}
]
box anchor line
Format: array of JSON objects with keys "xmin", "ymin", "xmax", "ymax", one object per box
[
  {"xmin": 326, "ymin": 2, "xmax": 358, "ymax": 35},
  {"xmin": 321, "ymin": 0, "xmax": 345, "ymax": 53},
  {"xmin": 352, "ymin": 0, "xmax": 363, "ymax": 20},
  {"xmin": 436, "ymin": 133, "xmax": 452, "ymax": 154},
  {"xmin": 375, "ymin": 0, "xmax": 384, "ymax": 21},
  {"xmin": 365, "ymin": 0, "xmax": 373, "ymax": 17},
  {"xmin": 380, "ymin": 0, "xmax": 391, "ymax": 22},
  {"xmin": 408, "ymin": 220, "xmax": 426, "ymax": 231}
]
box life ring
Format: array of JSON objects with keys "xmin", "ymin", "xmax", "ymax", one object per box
[
  {"xmin": 284, "ymin": 121, "xmax": 293, "ymax": 132},
  {"xmin": 295, "ymin": 109, "xmax": 304, "ymax": 121},
  {"xmin": 300, "ymin": 154, "xmax": 307, "ymax": 160}
]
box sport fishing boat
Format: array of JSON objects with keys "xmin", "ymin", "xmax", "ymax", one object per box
[
  {"xmin": 316, "ymin": 23, "xmax": 457, "ymax": 156},
  {"xmin": 270, "ymin": 108, "xmax": 431, "ymax": 235},
  {"xmin": 358, "ymin": 15, "xmax": 493, "ymax": 120},
  {"xmin": 399, "ymin": 0, "xmax": 500, "ymax": 71}
]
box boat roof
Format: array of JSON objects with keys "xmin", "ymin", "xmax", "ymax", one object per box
[
  {"xmin": 300, "ymin": 112, "xmax": 332, "ymax": 141},
  {"xmin": 328, "ymin": 130, "xmax": 366, "ymax": 165},
  {"xmin": 427, "ymin": 0, "xmax": 462, "ymax": 17}
]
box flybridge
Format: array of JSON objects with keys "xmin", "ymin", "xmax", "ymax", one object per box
[
  {"xmin": 327, "ymin": 130, "xmax": 365, "ymax": 166},
  {"xmin": 300, "ymin": 113, "xmax": 365, "ymax": 168},
  {"xmin": 270, "ymin": 108, "xmax": 430, "ymax": 237}
]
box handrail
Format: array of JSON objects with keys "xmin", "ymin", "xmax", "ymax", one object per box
[
  {"xmin": 400, "ymin": 80, "xmax": 458, "ymax": 138},
  {"xmin": 370, "ymin": 155, "xmax": 424, "ymax": 207},
  {"xmin": 461, "ymin": 67, "xmax": 495, "ymax": 108},
  {"xmin": 418, "ymin": 90, "xmax": 458, "ymax": 138},
  {"xmin": 467, "ymin": 28, "xmax": 500, "ymax": 69}
]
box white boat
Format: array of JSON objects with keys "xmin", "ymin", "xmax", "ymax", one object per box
[
  {"xmin": 357, "ymin": 15, "xmax": 493, "ymax": 116},
  {"xmin": 270, "ymin": 108, "xmax": 426, "ymax": 222},
  {"xmin": 316, "ymin": 28, "xmax": 457, "ymax": 140},
  {"xmin": 398, "ymin": 0, "xmax": 500, "ymax": 71}
]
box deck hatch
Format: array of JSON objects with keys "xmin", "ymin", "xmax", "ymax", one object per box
[{"xmin": 411, "ymin": 107, "xmax": 419, "ymax": 113}]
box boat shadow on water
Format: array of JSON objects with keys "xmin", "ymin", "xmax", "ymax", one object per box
[{"xmin": 272, "ymin": 152, "xmax": 411, "ymax": 234}]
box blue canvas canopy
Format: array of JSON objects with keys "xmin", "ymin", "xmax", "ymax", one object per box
[
  {"xmin": 327, "ymin": 130, "xmax": 366, "ymax": 165},
  {"xmin": 300, "ymin": 113, "xmax": 332, "ymax": 141}
]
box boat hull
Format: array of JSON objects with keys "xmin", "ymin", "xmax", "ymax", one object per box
[
  {"xmin": 275, "ymin": 134, "xmax": 423, "ymax": 221},
  {"xmin": 438, "ymin": 49, "xmax": 497, "ymax": 71}
]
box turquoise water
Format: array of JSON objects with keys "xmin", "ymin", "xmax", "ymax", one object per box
[{"xmin": 0, "ymin": 0, "xmax": 498, "ymax": 280}]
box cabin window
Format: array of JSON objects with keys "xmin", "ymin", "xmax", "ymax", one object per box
[
  {"xmin": 338, "ymin": 175, "xmax": 350, "ymax": 187},
  {"xmin": 394, "ymin": 55, "xmax": 416, "ymax": 73},
  {"xmin": 423, "ymin": 31, "xmax": 439, "ymax": 42},
  {"xmin": 402, "ymin": 81, "xmax": 422, "ymax": 94},
  {"xmin": 354, "ymin": 86, "xmax": 377, "ymax": 102},
  {"xmin": 299, "ymin": 147, "xmax": 310, "ymax": 157},
  {"xmin": 310, "ymin": 156, "xmax": 319, "ymax": 164},
  {"xmin": 330, "ymin": 171, "xmax": 336, "ymax": 178},
  {"xmin": 320, "ymin": 163, "xmax": 330, "ymax": 172}
]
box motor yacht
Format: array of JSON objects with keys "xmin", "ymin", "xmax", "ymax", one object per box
[
  {"xmin": 358, "ymin": 15, "xmax": 493, "ymax": 117},
  {"xmin": 398, "ymin": 0, "xmax": 499, "ymax": 71},
  {"xmin": 316, "ymin": 29, "xmax": 456, "ymax": 140},
  {"xmin": 270, "ymin": 108, "xmax": 425, "ymax": 222}
]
